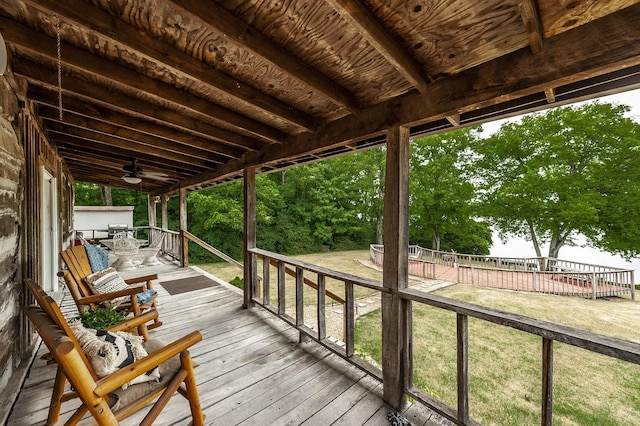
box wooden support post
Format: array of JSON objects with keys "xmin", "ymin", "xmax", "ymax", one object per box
[
  {"xmin": 179, "ymin": 188, "xmax": 188, "ymax": 267},
  {"xmin": 382, "ymin": 124, "xmax": 410, "ymax": 410},
  {"xmin": 243, "ymin": 167, "xmax": 257, "ymax": 309},
  {"xmin": 147, "ymin": 194, "xmax": 157, "ymax": 228},
  {"xmin": 161, "ymin": 194, "xmax": 168, "ymax": 230}
]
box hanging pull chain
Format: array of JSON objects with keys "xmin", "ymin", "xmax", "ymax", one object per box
[{"xmin": 54, "ymin": 14, "xmax": 63, "ymax": 121}]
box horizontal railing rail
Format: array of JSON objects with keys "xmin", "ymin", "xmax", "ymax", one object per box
[{"xmin": 250, "ymin": 247, "xmax": 640, "ymax": 426}]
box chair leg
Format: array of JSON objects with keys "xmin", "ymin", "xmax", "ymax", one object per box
[
  {"xmin": 180, "ymin": 350, "xmax": 204, "ymax": 426},
  {"xmin": 46, "ymin": 366, "xmax": 66, "ymax": 425}
]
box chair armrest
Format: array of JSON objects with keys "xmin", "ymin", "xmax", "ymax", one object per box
[
  {"xmin": 124, "ymin": 274, "xmax": 158, "ymax": 285},
  {"xmin": 93, "ymin": 331, "xmax": 202, "ymax": 396},
  {"xmin": 106, "ymin": 310, "xmax": 158, "ymax": 334},
  {"xmin": 78, "ymin": 286, "xmax": 144, "ymax": 305}
]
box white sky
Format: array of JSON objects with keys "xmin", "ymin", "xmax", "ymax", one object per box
[{"xmin": 482, "ymin": 88, "xmax": 640, "ymax": 135}]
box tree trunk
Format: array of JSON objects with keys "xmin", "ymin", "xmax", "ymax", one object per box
[
  {"xmin": 100, "ymin": 185, "xmax": 112, "ymax": 206},
  {"xmin": 432, "ymin": 231, "xmax": 440, "ymax": 251},
  {"xmin": 375, "ymin": 210, "xmax": 383, "ymax": 244}
]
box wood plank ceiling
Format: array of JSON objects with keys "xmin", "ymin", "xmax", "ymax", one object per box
[{"xmin": 1, "ymin": 0, "xmax": 640, "ymax": 195}]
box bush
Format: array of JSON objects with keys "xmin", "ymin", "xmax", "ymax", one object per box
[{"xmin": 229, "ymin": 276, "xmax": 244, "ymax": 289}]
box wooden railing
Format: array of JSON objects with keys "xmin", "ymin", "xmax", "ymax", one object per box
[
  {"xmin": 371, "ymin": 244, "xmax": 636, "ymax": 300},
  {"xmin": 249, "ymin": 247, "xmax": 640, "ymax": 426}
]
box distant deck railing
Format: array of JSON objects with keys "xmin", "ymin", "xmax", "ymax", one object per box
[
  {"xmin": 248, "ymin": 247, "xmax": 640, "ymax": 426},
  {"xmin": 371, "ymin": 244, "xmax": 635, "ymax": 300}
]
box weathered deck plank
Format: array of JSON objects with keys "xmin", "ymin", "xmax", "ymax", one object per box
[{"xmin": 8, "ymin": 261, "xmax": 438, "ymax": 425}]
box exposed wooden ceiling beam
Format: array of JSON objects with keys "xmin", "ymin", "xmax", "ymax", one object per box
[
  {"xmin": 12, "ymin": 59, "xmax": 267, "ymax": 152},
  {"xmin": 325, "ymin": 0, "xmax": 429, "ymax": 94},
  {"xmin": 44, "ymin": 122, "xmax": 220, "ymax": 169},
  {"xmin": 55, "ymin": 144, "xmax": 198, "ymax": 177},
  {"xmin": 169, "ymin": 0, "xmax": 362, "ymax": 114},
  {"xmin": 518, "ymin": 0, "xmax": 544, "ymax": 54},
  {"xmin": 163, "ymin": 3, "xmax": 640, "ymax": 195},
  {"xmin": 17, "ymin": 0, "xmax": 319, "ymax": 133},
  {"xmin": 30, "ymin": 89, "xmax": 245, "ymax": 160},
  {"xmin": 0, "ymin": 17, "xmax": 286, "ymax": 144},
  {"xmin": 37, "ymin": 106, "xmax": 229, "ymax": 164}
]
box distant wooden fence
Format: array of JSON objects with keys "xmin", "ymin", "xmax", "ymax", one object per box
[{"xmin": 370, "ymin": 244, "xmax": 635, "ymax": 300}]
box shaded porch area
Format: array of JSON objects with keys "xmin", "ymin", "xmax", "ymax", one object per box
[{"xmin": 8, "ymin": 261, "xmax": 446, "ymax": 426}]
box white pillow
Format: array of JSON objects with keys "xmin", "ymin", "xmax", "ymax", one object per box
[{"xmin": 70, "ymin": 321, "xmax": 160, "ymax": 389}]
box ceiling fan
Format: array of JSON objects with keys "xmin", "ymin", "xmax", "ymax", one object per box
[{"xmin": 122, "ymin": 159, "xmax": 169, "ymax": 184}]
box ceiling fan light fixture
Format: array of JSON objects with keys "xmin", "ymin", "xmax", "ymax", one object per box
[{"xmin": 123, "ymin": 175, "xmax": 142, "ymax": 184}]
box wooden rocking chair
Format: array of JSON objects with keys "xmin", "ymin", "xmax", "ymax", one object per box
[
  {"xmin": 60, "ymin": 245, "xmax": 162, "ymax": 330},
  {"xmin": 24, "ymin": 278, "xmax": 204, "ymax": 426}
]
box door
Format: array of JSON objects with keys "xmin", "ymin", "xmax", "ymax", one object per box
[{"xmin": 41, "ymin": 167, "xmax": 59, "ymax": 291}]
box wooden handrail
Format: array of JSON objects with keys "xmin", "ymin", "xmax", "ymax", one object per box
[{"xmin": 246, "ymin": 248, "xmax": 640, "ymax": 426}]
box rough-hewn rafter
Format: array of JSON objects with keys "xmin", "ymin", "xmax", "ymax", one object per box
[
  {"xmin": 13, "ymin": 59, "xmax": 267, "ymax": 151},
  {"xmin": 164, "ymin": 4, "xmax": 640, "ymax": 195},
  {"xmin": 325, "ymin": 0, "xmax": 429, "ymax": 94},
  {"xmin": 518, "ymin": 0, "xmax": 544, "ymax": 54},
  {"xmin": 29, "ymin": 88, "xmax": 245, "ymax": 159},
  {"xmin": 171, "ymin": 0, "xmax": 362, "ymax": 114},
  {"xmin": 18, "ymin": 0, "xmax": 319, "ymax": 133}
]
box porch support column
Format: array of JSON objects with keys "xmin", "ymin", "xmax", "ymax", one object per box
[
  {"xmin": 161, "ymin": 194, "xmax": 168, "ymax": 230},
  {"xmin": 243, "ymin": 166, "xmax": 257, "ymax": 309},
  {"xmin": 382, "ymin": 124, "xmax": 411, "ymax": 409},
  {"xmin": 147, "ymin": 194, "xmax": 157, "ymax": 228},
  {"xmin": 179, "ymin": 188, "xmax": 188, "ymax": 267}
]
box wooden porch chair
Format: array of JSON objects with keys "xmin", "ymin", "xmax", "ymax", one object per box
[
  {"xmin": 60, "ymin": 245, "xmax": 162, "ymax": 330},
  {"xmin": 24, "ymin": 278, "xmax": 204, "ymax": 426}
]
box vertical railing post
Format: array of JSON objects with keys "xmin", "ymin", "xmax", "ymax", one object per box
[
  {"xmin": 457, "ymin": 313, "xmax": 469, "ymax": 424},
  {"xmin": 591, "ymin": 272, "xmax": 597, "ymax": 300},
  {"xmin": 345, "ymin": 281, "xmax": 355, "ymax": 357},
  {"xmin": 243, "ymin": 167, "xmax": 257, "ymax": 309},
  {"xmin": 277, "ymin": 261, "xmax": 286, "ymax": 315},
  {"xmin": 295, "ymin": 267, "xmax": 304, "ymax": 329},
  {"xmin": 317, "ymin": 274, "xmax": 326, "ymax": 340},
  {"xmin": 542, "ymin": 338, "xmax": 554, "ymax": 426},
  {"xmin": 631, "ymin": 271, "xmax": 635, "ymax": 301},
  {"xmin": 262, "ymin": 256, "xmax": 270, "ymax": 306}
]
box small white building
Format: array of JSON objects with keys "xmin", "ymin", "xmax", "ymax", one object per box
[{"xmin": 73, "ymin": 205, "xmax": 134, "ymax": 240}]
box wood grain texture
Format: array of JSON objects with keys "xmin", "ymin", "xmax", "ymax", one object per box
[{"xmin": 538, "ymin": 0, "xmax": 640, "ymax": 38}]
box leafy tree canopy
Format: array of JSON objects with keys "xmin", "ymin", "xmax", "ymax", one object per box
[
  {"xmin": 409, "ymin": 127, "xmax": 491, "ymax": 254},
  {"xmin": 473, "ymin": 101, "xmax": 640, "ymax": 260}
]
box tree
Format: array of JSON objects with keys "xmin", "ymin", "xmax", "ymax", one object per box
[
  {"xmin": 474, "ymin": 102, "xmax": 640, "ymax": 260},
  {"xmin": 409, "ymin": 127, "xmax": 491, "ymax": 254}
]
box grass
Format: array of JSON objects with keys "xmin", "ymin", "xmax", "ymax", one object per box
[{"xmin": 199, "ymin": 250, "xmax": 640, "ymax": 425}]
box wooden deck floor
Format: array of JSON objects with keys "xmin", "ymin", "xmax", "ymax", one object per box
[{"xmin": 8, "ymin": 260, "xmax": 447, "ymax": 426}]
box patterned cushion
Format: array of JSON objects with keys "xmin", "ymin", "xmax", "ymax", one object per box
[
  {"xmin": 85, "ymin": 267, "xmax": 129, "ymax": 308},
  {"xmin": 84, "ymin": 244, "xmax": 110, "ymax": 272},
  {"xmin": 69, "ymin": 321, "xmax": 160, "ymax": 388},
  {"xmin": 85, "ymin": 267, "xmax": 157, "ymax": 306}
]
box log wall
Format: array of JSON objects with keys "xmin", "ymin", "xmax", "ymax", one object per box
[{"xmin": 0, "ymin": 74, "xmax": 25, "ymax": 405}]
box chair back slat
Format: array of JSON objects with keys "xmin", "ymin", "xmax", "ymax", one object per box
[{"xmin": 24, "ymin": 278, "xmax": 97, "ymax": 379}]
